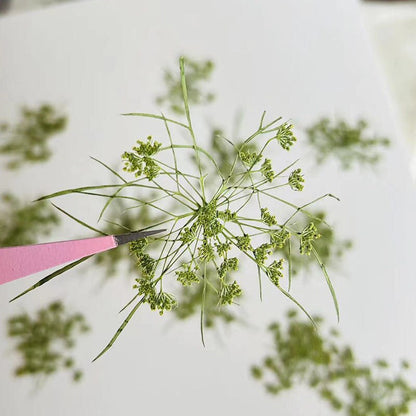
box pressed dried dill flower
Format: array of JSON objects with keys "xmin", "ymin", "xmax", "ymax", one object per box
[
  {"xmin": 0, "ymin": 193, "xmax": 60, "ymax": 247},
  {"xmin": 306, "ymin": 118, "xmax": 390, "ymax": 169},
  {"xmin": 8, "ymin": 301, "xmax": 89, "ymax": 383},
  {"xmin": 0, "ymin": 104, "xmax": 67, "ymax": 170},
  {"xmin": 215, "ymin": 241, "xmax": 231, "ymax": 257},
  {"xmin": 239, "ymin": 149, "xmax": 262, "ymax": 166},
  {"xmin": 20, "ymin": 57, "xmax": 339, "ymax": 359},
  {"xmin": 251, "ymin": 311, "xmax": 416, "ymax": 415}
]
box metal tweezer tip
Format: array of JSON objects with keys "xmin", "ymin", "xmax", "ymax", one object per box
[{"xmin": 114, "ymin": 229, "xmax": 165, "ymax": 246}]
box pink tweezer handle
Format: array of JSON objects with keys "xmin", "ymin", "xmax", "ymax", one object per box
[{"xmin": 0, "ymin": 235, "xmax": 117, "ymax": 285}]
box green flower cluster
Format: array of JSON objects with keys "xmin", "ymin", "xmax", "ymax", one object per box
[
  {"xmin": 306, "ymin": 118, "xmax": 390, "ymax": 169},
  {"xmin": 131, "ymin": 238, "xmax": 177, "ymax": 315},
  {"xmin": 8, "ymin": 301, "xmax": 89, "ymax": 382},
  {"xmin": 176, "ymin": 264, "xmax": 199, "ymax": 286},
  {"xmin": 0, "ymin": 193, "xmax": 59, "ymax": 247},
  {"xmin": 274, "ymin": 122, "xmax": 296, "ymax": 150},
  {"xmin": 288, "ymin": 168, "xmax": 304, "ymax": 191},
  {"xmin": 122, "ymin": 136, "xmax": 162, "ymax": 180},
  {"xmin": 0, "ymin": 104, "xmax": 67, "ymax": 170},
  {"xmin": 261, "ymin": 207, "xmax": 277, "ymax": 226},
  {"xmin": 300, "ymin": 222, "xmax": 321, "ymax": 255},
  {"xmin": 251, "ymin": 310, "xmax": 416, "ymax": 415}
]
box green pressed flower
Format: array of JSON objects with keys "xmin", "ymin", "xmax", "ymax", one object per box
[
  {"xmin": 129, "ymin": 238, "xmax": 148, "ymax": 256},
  {"xmin": 0, "ymin": 104, "xmax": 67, "ymax": 170},
  {"xmin": 197, "ymin": 201, "xmax": 223, "ymax": 237},
  {"xmin": 133, "ymin": 276, "xmax": 155, "ymax": 298},
  {"xmin": 22, "ymin": 56, "xmax": 340, "ymax": 359},
  {"xmin": 8, "ymin": 301, "xmax": 89, "ymax": 383},
  {"xmin": 252, "ymin": 311, "xmax": 416, "ymax": 415},
  {"xmin": 180, "ymin": 226, "xmax": 197, "ymax": 244},
  {"xmin": 136, "ymin": 253, "xmax": 157, "ymax": 278},
  {"xmin": 306, "ymin": 118, "xmax": 390, "ymax": 169},
  {"xmin": 288, "ymin": 168, "xmax": 304, "ymax": 191}
]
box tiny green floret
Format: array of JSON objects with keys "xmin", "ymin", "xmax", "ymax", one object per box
[
  {"xmin": 253, "ymin": 243, "xmax": 273, "ymax": 266},
  {"xmin": 261, "ymin": 159, "xmax": 275, "ymax": 182},
  {"xmin": 275, "ymin": 122, "xmax": 296, "ymax": 150},
  {"xmin": 122, "ymin": 136, "xmax": 162, "ymax": 180},
  {"xmin": 176, "ymin": 265, "xmax": 200, "ymax": 286},
  {"xmin": 236, "ymin": 234, "xmax": 253, "ymax": 252},
  {"xmin": 300, "ymin": 223, "xmax": 321, "ymax": 255},
  {"xmin": 261, "ymin": 207, "xmax": 277, "ymax": 226},
  {"xmin": 267, "ymin": 259, "xmax": 285, "ymax": 286},
  {"xmin": 269, "ymin": 228, "xmax": 291, "ymax": 249},
  {"xmin": 219, "ymin": 281, "xmax": 242, "ymax": 305},
  {"xmin": 217, "ymin": 257, "xmax": 239, "ymax": 279},
  {"xmin": 288, "ymin": 168, "xmax": 305, "ymax": 191}
]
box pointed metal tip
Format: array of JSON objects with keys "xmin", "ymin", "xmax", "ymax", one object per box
[{"xmin": 114, "ymin": 229, "xmax": 166, "ymax": 246}]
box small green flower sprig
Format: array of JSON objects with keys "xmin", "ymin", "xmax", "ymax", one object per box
[
  {"xmin": 20, "ymin": 57, "xmax": 338, "ymax": 359},
  {"xmin": 0, "ymin": 193, "xmax": 60, "ymax": 247},
  {"xmin": 0, "ymin": 104, "xmax": 67, "ymax": 170},
  {"xmin": 306, "ymin": 118, "xmax": 390, "ymax": 169},
  {"xmin": 8, "ymin": 301, "xmax": 90, "ymax": 383},
  {"xmin": 251, "ymin": 310, "xmax": 416, "ymax": 415}
]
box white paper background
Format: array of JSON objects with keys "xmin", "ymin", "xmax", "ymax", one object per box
[{"xmin": 1, "ymin": 1, "xmax": 416, "ymax": 415}]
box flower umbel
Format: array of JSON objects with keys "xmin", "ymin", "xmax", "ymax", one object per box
[{"xmin": 21, "ymin": 57, "xmax": 338, "ymax": 360}]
